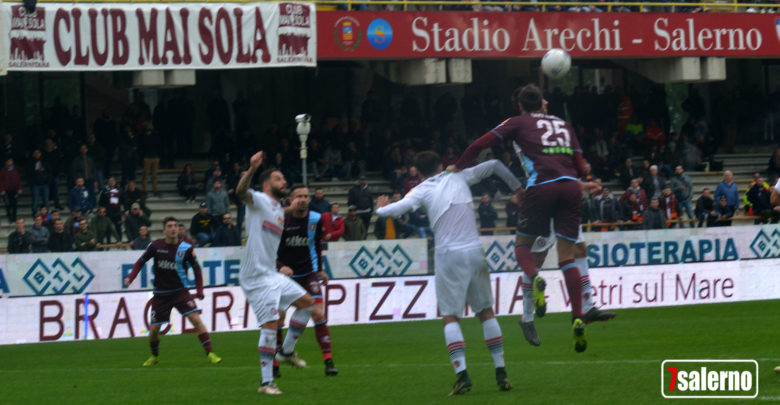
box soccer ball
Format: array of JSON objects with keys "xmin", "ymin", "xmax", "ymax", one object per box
[{"xmin": 541, "ymin": 48, "xmax": 571, "ymax": 79}]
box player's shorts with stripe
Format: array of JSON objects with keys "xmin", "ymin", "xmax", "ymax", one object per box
[
  {"xmin": 242, "ymin": 272, "xmax": 307, "ymax": 327},
  {"xmin": 531, "ymin": 223, "xmax": 585, "ymax": 253},
  {"xmin": 150, "ymin": 288, "xmax": 199, "ymax": 325},
  {"xmin": 293, "ymin": 272, "xmax": 324, "ymax": 303},
  {"xmin": 517, "ymin": 179, "xmax": 582, "ymax": 241},
  {"xmin": 435, "ymin": 245, "xmax": 493, "ymax": 317}
]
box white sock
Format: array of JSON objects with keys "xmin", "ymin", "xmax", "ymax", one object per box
[
  {"xmin": 444, "ymin": 322, "xmax": 466, "ymax": 373},
  {"xmin": 576, "ymin": 257, "xmax": 594, "ymax": 313},
  {"xmin": 522, "ymin": 273, "xmax": 534, "ymax": 322},
  {"xmin": 482, "ymin": 318, "xmax": 505, "ymax": 368},
  {"xmin": 282, "ymin": 306, "xmax": 313, "ymax": 355},
  {"xmin": 258, "ymin": 329, "xmax": 276, "ymax": 384}
]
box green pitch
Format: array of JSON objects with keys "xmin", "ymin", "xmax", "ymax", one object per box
[{"xmin": 1, "ymin": 300, "xmax": 779, "ymax": 404}]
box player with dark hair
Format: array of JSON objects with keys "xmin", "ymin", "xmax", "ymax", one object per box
[
  {"xmin": 124, "ymin": 216, "xmax": 221, "ymax": 366},
  {"xmin": 454, "ymin": 83, "xmax": 589, "ymax": 352},
  {"xmin": 275, "ymin": 184, "xmax": 338, "ymax": 376},
  {"xmin": 236, "ymin": 151, "xmax": 317, "ymax": 395},
  {"xmin": 377, "ymin": 150, "xmax": 521, "ymax": 395}
]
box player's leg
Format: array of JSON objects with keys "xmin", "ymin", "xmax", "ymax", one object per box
[
  {"xmin": 243, "ymin": 283, "xmax": 283, "ymax": 394},
  {"xmin": 436, "ymin": 249, "xmax": 472, "ymax": 396},
  {"xmin": 144, "ymin": 324, "xmax": 162, "ymax": 366},
  {"xmin": 311, "ymin": 302, "xmax": 338, "ymax": 376},
  {"xmin": 144, "ymin": 294, "xmax": 172, "ymax": 366},
  {"xmin": 274, "ymin": 310, "xmax": 286, "ymax": 378},
  {"xmin": 276, "ymin": 277, "xmax": 313, "ymax": 368},
  {"xmin": 185, "ymin": 311, "xmax": 222, "ymax": 364},
  {"xmin": 514, "ymin": 188, "xmax": 553, "ymax": 319},
  {"xmin": 575, "ymin": 241, "xmax": 617, "ymax": 324}
]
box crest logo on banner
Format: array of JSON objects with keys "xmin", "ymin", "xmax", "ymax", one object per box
[
  {"xmin": 333, "ymin": 16, "xmax": 361, "ymax": 52},
  {"xmin": 9, "ymin": 5, "xmax": 48, "ymax": 68},
  {"xmin": 23, "ymin": 257, "xmax": 95, "ymax": 295},
  {"xmin": 349, "ymin": 245, "xmax": 412, "ymax": 277},
  {"xmin": 749, "ymin": 229, "xmax": 780, "ymax": 258},
  {"xmin": 484, "ymin": 239, "xmax": 519, "ymax": 273}
]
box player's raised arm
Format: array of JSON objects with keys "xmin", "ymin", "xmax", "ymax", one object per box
[
  {"xmin": 375, "ymin": 192, "xmax": 421, "ymax": 218},
  {"xmin": 237, "ymin": 151, "xmax": 264, "ymax": 205},
  {"xmin": 461, "ymin": 159, "xmax": 522, "ymax": 191},
  {"xmin": 186, "ymin": 247, "xmax": 205, "ymax": 299},
  {"xmin": 124, "ymin": 243, "xmax": 155, "ymax": 286},
  {"xmin": 454, "ymin": 131, "xmax": 503, "ymax": 170}
]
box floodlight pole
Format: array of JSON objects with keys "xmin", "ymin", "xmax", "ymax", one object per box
[{"xmin": 296, "ymin": 114, "xmax": 312, "ymax": 187}]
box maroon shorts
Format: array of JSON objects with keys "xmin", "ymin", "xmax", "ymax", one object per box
[
  {"xmin": 150, "ymin": 289, "xmax": 199, "ymax": 325},
  {"xmin": 293, "ymin": 272, "xmax": 323, "ymax": 303},
  {"xmin": 517, "ymin": 179, "xmax": 582, "ymax": 241}
]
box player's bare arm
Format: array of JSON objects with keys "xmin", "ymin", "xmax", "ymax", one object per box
[
  {"xmin": 237, "ymin": 151, "xmax": 264, "ymax": 205},
  {"xmin": 318, "ymin": 271, "xmax": 329, "ymax": 285},
  {"xmin": 279, "ymin": 266, "xmax": 293, "ymax": 276}
]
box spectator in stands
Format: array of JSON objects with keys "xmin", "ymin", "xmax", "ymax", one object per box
[
  {"xmin": 348, "ymin": 176, "xmax": 374, "ymax": 229},
  {"xmin": 64, "ymin": 209, "xmax": 82, "ymax": 237},
  {"xmin": 206, "ymin": 179, "xmax": 230, "ymax": 217},
  {"xmin": 30, "ymin": 149, "xmax": 50, "ymax": 216},
  {"xmin": 374, "ymin": 192, "xmax": 415, "ymax": 239},
  {"xmin": 713, "ymin": 196, "xmax": 735, "ymax": 226},
  {"xmin": 695, "ymin": 188, "xmax": 717, "ymax": 227},
  {"xmin": 714, "ymin": 170, "xmax": 739, "ymax": 213},
  {"xmin": 670, "ymin": 165, "xmax": 695, "ymax": 228},
  {"xmin": 620, "ymin": 178, "xmax": 649, "ymax": 208},
  {"xmin": 178, "ymin": 223, "xmax": 194, "ymax": 245},
  {"xmin": 343, "ymin": 205, "xmax": 367, "ymax": 241},
  {"xmin": 123, "ymin": 180, "xmax": 151, "ymax": 218},
  {"xmin": 321, "ymin": 203, "xmax": 345, "ymax": 242},
  {"xmin": 643, "ymin": 198, "xmax": 667, "ymax": 230},
  {"xmin": 660, "ymin": 187, "xmax": 678, "ymax": 228},
  {"xmin": 213, "ymin": 213, "xmax": 241, "ymax": 247},
  {"xmin": 125, "ymin": 202, "xmax": 151, "ymax": 242},
  {"xmin": 177, "ymin": 163, "xmax": 198, "ymax": 203},
  {"xmin": 132, "ymin": 225, "xmax": 152, "ymax": 250},
  {"xmin": 43, "ymin": 209, "xmax": 60, "ymax": 233},
  {"xmin": 191, "ymin": 202, "xmax": 216, "ymax": 246},
  {"xmin": 70, "ymin": 144, "xmax": 97, "ymax": 202},
  {"xmin": 7, "ymin": 218, "xmax": 29, "ymax": 253},
  {"xmin": 746, "ymin": 176, "xmax": 780, "ymax": 224},
  {"xmin": 99, "ymin": 177, "xmax": 123, "ymax": 238},
  {"xmin": 478, "ymin": 193, "xmax": 498, "ymax": 235},
  {"xmin": 74, "ymin": 219, "xmax": 97, "ymax": 251},
  {"xmin": 48, "ymin": 219, "xmax": 72, "ymax": 252},
  {"xmin": 139, "ymin": 122, "xmax": 162, "ymax": 197},
  {"xmin": 767, "ymin": 147, "xmax": 780, "ymax": 183},
  {"xmin": 309, "ymin": 187, "xmax": 330, "ymax": 214},
  {"xmin": 593, "ymin": 187, "xmax": 622, "ymax": 231},
  {"xmin": 0, "ymin": 158, "xmax": 22, "ymax": 222},
  {"xmin": 86, "ymin": 133, "xmax": 106, "ymax": 189},
  {"xmin": 621, "ymin": 192, "xmax": 644, "ymax": 228},
  {"xmin": 119, "ymin": 125, "xmax": 139, "ymax": 187},
  {"xmin": 641, "ymin": 165, "xmax": 665, "ymax": 200},
  {"xmin": 410, "ymin": 207, "xmax": 433, "ymax": 239},
  {"xmin": 344, "ymin": 140, "xmax": 367, "ymax": 179},
  {"xmin": 402, "ymin": 166, "xmax": 423, "ymax": 194},
  {"xmin": 67, "ymin": 177, "xmax": 93, "ymax": 215},
  {"xmin": 91, "ymin": 206, "xmax": 120, "ymax": 245},
  {"xmin": 203, "ymin": 160, "xmax": 220, "ymax": 189},
  {"xmin": 28, "ymin": 214, "xmax": 50, "ymax": 253},
  {"xmin": 42, "ymin": 138, "xmax": 63, "ymax": 210}
]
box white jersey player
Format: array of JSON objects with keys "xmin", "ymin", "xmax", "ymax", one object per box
[
  {"xmin": 237, "ymin": 151, "xmax": 316, "ymax": 395},
  {"xmin": 376, "ymin": 151, "xmax": 520, "ymax": 396}
]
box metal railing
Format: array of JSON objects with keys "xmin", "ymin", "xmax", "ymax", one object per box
[{"xmin": 13, "ymin": 0, "xmax": 780, "ymax": 13}]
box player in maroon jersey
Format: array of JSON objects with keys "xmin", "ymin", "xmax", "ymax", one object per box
[
  {"xmin": 124, "ymin": 216, "xmax": 222, "ymax": 366},
  {"xmin": 275, "ymin": 184, "xmax": 338, "ymax": 376},
  {"xmin": 454, "ymin": 84, "xmax": 588, "ymax": 352}
]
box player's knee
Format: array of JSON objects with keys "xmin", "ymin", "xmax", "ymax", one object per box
[
  {"xmin": 442, "ymin": 315, "xmax": 459, "ymax": 325},
  {"xmin": 575, "ymin": 243, "xmax": 587, "ymax": 258},
  {"xmin": 477, "ymin": 308, "xmax": 495, "ymax": 322},
  {"xmin": 311, "ymin": 305, "xmax": 325, "ymax": 322}
]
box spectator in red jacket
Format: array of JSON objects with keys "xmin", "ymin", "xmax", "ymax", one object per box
[
  {"xmin": 661, "ymin": 187, "xmax": 679, "ymax": 228},
  {"xmin": 321, "ymin": 203, "xmax": 345, "ymax": 242},
  {"xmin": 0, "ymin": 158, "xmax": 22, "ymax": 222},
  {"xmin": 619, "ymin": 178, "xmax": 649, "ymax": 209}
]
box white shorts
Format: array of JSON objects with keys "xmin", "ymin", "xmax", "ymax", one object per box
[
  {"xmin": 241, "ymin": 272, "xmax": 307, "ymax": 327},
  {"xmin": 531, "ymin": 223, "xmax": 585, "ymax": 253},
  {"xmin": 435, "ymin": 245, "xmax": 493, "ymax": 317}
]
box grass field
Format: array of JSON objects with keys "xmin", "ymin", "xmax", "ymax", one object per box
[{"xmin": 1, "ymin": 300, "xmax": 779, "ymax": 404}]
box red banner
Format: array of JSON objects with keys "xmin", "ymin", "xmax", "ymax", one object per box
[{"xmin": 318, "ymin": 11, "xmax": 780, "ymax": 59}]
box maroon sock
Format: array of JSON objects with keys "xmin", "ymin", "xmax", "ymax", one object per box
[
  {"xmin": 515, "ymin": 244, "xmax": 538, "ymax": 279},
  {"xmin": 197, "ymin": 332, "xmax": 212, "ymax": 354},
  {"xmin": 150, "ymin": 338, "xmax": 160, "ymax": 356},
  {"xmin": 560, "ymin": 259, "xmax": 583, "ymax": 319},
  {"xmin": 314, "ymin": 321, "xmax": 333, "ymax": 360}
]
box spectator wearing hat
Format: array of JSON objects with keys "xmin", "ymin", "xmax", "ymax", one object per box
[
  {"xmin": 343, "ymin": 205, "xmax": 367, "ymax": 241},
  {"xmin": 191, "ymin": 202, "xmax": 216, "ymax": 246},
  {"xmin": 125, "ymin": 202, "xmax": 151, "ymax": 241},
  {"xmin": 206, "ymin": 179, "xmax": 230, "ymax": 217},
  {"xmin": 321, "ymin": 203, "xmax": 345, "ymax": 242}
]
